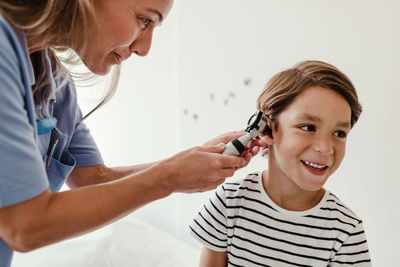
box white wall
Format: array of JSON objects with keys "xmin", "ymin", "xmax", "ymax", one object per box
[
  {"xmin": 175, "ymin": 1, "xmax": 400, "ymax": 265},
  {"xmin": 76, "ymin": 0, "xmax": 398, "ymax": 265}
]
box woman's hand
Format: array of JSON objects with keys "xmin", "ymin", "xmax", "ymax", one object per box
[
  {"xmin": 158, "ymin": 144, "xmax": 246, "ymax": 194},
  {"xmin": 203, "ymin": 130, "xmax": 267, "ymax": 168},
  {"xmin": 203, "ymin": 130, "xmax": 247, "ymax": 146},
  {"xmin": 157, "ymin": 131, "xmax": 267, "ymax": 194}
]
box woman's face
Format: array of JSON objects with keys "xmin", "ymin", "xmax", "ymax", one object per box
[
  {"xmin": 82, "ymin": 0, "xmax": 173, "ymax": 75},
  {"xmin": 266, "ymin": 86, "xmax": 352, "ymax": 191}
]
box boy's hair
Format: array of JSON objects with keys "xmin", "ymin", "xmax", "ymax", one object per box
[{"xmin": 257, "ymin": 60, "xmax": 362, "ymax": 128}]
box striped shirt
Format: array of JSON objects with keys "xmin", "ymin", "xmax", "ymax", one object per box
[{"xmin": 190, "ymin": 172, "xmax": 371, "ymax": 266}]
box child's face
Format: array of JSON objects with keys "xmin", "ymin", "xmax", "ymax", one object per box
[{"xmin": 266, "ymin": 86, "xmax": 352, "ymax": 191}]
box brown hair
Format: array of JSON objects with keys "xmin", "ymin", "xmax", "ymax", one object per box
[
  {"xmin": 257, "ymin": 60, "xmax": 362, "ymax": 128},
  {"xmin": 0, "ymin": 0, "xmax": 120, "ymax": 120}
]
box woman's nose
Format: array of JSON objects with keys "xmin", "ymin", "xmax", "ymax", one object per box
[{"xmin": 129, "ymin": 29, "xmax": 154, "ymax": 57}]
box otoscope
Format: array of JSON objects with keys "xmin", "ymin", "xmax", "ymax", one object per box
[{"xmin": 222, "ymin": 111, "xmax": 269, "ymax": 156}]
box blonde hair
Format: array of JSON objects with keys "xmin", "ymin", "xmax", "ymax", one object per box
[
  {"xmin": 257, "ymin": 60, "xmax": 362, "ymax": 128},
  {"xmin": 0, "ymin": 0, "xmax": 120, "ymax": 120}
]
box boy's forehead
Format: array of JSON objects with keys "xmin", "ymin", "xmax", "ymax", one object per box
[
  {"xmin": 280, "ymin": 86, "xmax": 351, "ymax": 125},
  {"xmin": 293, "ymin": 113, "xmax": 351, "ymax": 128}
]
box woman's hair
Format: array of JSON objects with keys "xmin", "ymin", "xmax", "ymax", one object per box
[
  {"xmin": 0, "ymin": 0, "xmax": 120, "ymax": 120},
  {"xmin": 257, "ymin": 60, "xmax": 362, "ymax": 129}
]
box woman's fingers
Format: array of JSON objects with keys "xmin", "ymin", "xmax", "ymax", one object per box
[
  {"xmin": 200, "ymin": 176, "xmax": 231, "ymax": 192},
  {"xmin": 199, "ymin": 144, "xmax": 246, "ymax": 169},
  {"xmin": 203, "ymin": 130, "xmax": 246, "ymax": 146},
  {"xmin": 163, "ymin": 144, "xmax": 247, "ymax": 193},
  {"xmin": 201, "ymin": 143, "xmax": 226, "ymax": 153},
  {"xmin": 161, "ymin": 133, "xmax": 267, "ymax": 194}
]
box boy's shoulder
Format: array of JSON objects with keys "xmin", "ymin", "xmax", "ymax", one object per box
[
  {"xmin": 319, "ymin": 191, "xmax": 364, "ymax": 230},
  {"xmin": 218, "ymin": 171, "xmax": 262, "ymax": 197},
  {"xmin": 222, "ymin": 171, "xmax": 261, "ymax": 187},
  {"xmin": 218, "ymin": 173, "xmax": 363, "ymax": 224}
]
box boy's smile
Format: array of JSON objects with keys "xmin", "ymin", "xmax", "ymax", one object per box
[
  {"xmin": 262, "ymin": 86, "xmax": 352, "ymax": 209},
  {"xmin": 301, "ymin": 160, "xmax": 329, "ymax": 176}
]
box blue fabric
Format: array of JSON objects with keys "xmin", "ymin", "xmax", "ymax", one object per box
[
  {"xmin": 36, "ymin": 117, "xmax": 57, "ymax": 134},
  {"xmin": 0, "ymin": 15, "xmax": 103, "ymax": 266}
]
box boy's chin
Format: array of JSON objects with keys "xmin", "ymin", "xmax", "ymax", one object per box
[
  {"xmin": 296, "ymin": 178, "xmax": 328, "ymax": 192},
  {"xmin": 297, "ymin": 170, "xmax": 332, "ymax": 191}
]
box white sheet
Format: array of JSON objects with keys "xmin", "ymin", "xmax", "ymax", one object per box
[{"xmin": 11, "ymin": 215, "xmax": 200, "ymax": 267}]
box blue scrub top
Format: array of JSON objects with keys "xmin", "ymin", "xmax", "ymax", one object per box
[{"xmin": 0, "ymin": 15, "xmax": 103, "ymax": 266}]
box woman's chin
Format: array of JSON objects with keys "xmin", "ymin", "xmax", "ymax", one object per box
[
  {"xmin": 83, "ymin": 58, "xmax": 112, "ymax": 76},
  {"xmin": 89, "ymin": 64, "xmax": 112, "ymax": 75},
  {"xmin": 93, "ymin": 67, "xmax": 111, "ymax": 76}
]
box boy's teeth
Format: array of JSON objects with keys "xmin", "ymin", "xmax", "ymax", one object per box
[{"xmin": 304, "ymin": 161, "xmax": 326, "ymax": 169}]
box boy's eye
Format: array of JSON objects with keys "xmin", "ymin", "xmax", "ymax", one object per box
[
  {"xmin": 300, "ymin": 125, "xmax": 316, "ymax": 132},
  {"xmin": 334, "ymin": 130, "xmax": 347, "ymax": 138}
]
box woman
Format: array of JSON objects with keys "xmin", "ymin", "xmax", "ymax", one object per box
[{"xmin": 0, "ymin": 0, "xmax": 264, "ymax": 265}]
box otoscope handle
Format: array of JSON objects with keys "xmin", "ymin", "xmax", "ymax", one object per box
[{"xmin": 222, "ymin": 133, "xmax": 252, "ymax": 156}]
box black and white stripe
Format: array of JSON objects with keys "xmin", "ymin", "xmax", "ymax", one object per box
[{"xmin": 190, "ymin": 172, "xmax": 371, "ymax": 266}]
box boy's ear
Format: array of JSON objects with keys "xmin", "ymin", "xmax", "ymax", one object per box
[
  {"xmin": 260, "ymin": 119, "xmax": 274, "ymax": 145},
  {"xmin": 259, "ymin": 133, "xmax": 274, "ymax": 146}
]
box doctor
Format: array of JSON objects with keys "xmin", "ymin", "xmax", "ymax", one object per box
[{"xmin": 0, "ymin": 0, "xmax": 265, "ymax": 266}]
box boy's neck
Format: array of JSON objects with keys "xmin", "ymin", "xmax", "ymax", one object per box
[{"xmin": 262, "ymin": 170, "xmax": 325, "ymax": 212}]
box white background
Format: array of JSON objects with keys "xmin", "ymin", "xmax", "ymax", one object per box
[{"xmin": 13, "ymin": 0, "xmax": 400, "ymax": 266}]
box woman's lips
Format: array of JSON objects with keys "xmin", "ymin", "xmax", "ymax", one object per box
[{"xmin": 113, "ymin": 52, "xmax": 123, "ymax": 65}]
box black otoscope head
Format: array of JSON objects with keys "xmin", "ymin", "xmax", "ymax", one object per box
[
  {"xmin": 246, "ymin": 111, "xmax": 273, "ymax": 138},
  {"xmin": 246, "ymin": 111, "xmax": 264, "ymax": 132}
]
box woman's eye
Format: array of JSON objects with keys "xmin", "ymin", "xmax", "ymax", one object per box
[
  {"xmin": 140, "ymin": 18, "xmax": 152, "ymax": 28},
  {"xmin": 300, "ymin": 125, "xmax": 316, "ymax": 132},
  {"xmin": 334, "ymin": 130, "xmax": 347, "ymax": 138}
]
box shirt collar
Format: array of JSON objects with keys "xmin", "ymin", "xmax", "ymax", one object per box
[
  {"xmin": 14, "ymin": 28, "xmax": 35, "ymax": 87},
  {"xmin": 14, "ymin": 29, "xmax": 57, "ymax": 104}
]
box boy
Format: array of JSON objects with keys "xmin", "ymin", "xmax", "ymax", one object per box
[{"xmin": 190, "ymin": 61, "xmax": 371, "ymax": 266}]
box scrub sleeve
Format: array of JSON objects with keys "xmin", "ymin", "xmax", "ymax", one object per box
[{"xmin": 0, "ymin": 15, "xmax": 103, "ymax": 266}]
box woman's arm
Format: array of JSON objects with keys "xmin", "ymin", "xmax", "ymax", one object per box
[
  {"xmin": 199, "ymin": 247, "xmax": 228, "ymax": 267},
  {"xmin": 66, "ymin": 162, "xmax": 159, "ymax": 188},
  {"xmin": 0, "ymin": 144, "xmax": 245, "ymax": 252},
  {"xmin": 66, "ymin": 131, "xmax": 266, "ymax": 188}
]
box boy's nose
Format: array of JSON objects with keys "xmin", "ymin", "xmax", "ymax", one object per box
[{"xmin": 312, "ymin": 134, "xmax": 334, "ymax": 156}]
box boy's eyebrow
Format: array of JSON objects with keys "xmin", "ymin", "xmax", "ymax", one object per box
[
  {"xmin": 146, "ymin": 8, "xmax": 163, "ymax": 23},
  {"xmin": 336, "ymin": 121, "xmax": 351, "ymax": 128},
  {"xmin": 297, "ymin": 113, "xmax": 351, "ymax": 128}
]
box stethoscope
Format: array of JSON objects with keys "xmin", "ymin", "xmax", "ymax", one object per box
[
  {"xmin": 36, "ymin": 116, "xmax": 57, "ymax": 135},
  {"xmin": 222, "ymin": 110, "xmax": 268, "ymax": 156},
  {"xmin": 36, "ymin": 116, "xmax": 58, "ymax": 167}
]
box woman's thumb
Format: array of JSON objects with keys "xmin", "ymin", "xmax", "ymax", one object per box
[{"xmin": 205, "ymin": 143, "xmax": 226, "ymax": 154}]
